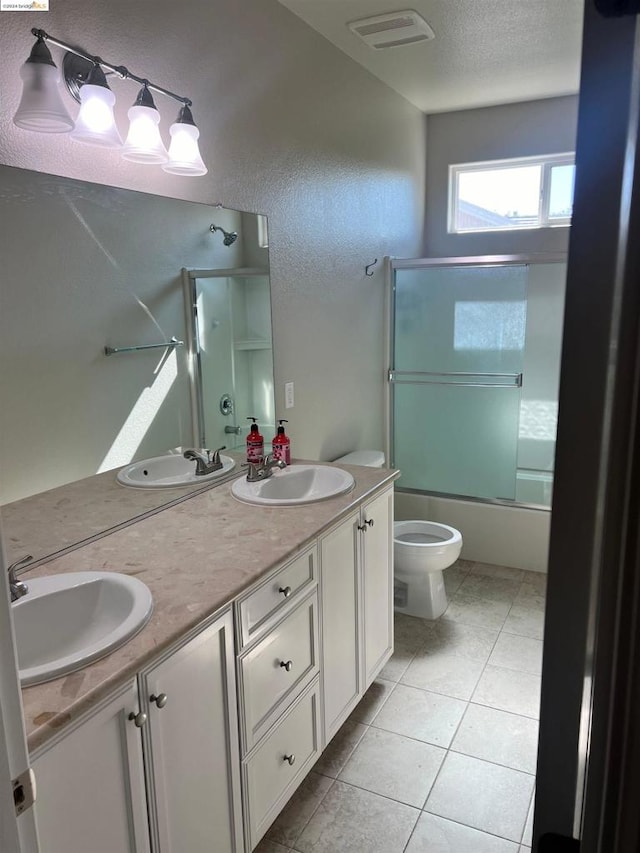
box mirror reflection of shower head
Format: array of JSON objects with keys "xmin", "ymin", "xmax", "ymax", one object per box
[{"xmin": 210, "ymin": 223, "xmax": 238, "ymax": 246}]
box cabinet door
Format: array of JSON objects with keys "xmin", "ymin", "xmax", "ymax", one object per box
[
  {"xmin": 141, "ymin": 610, "xmax": 243, "ymax": 853},
  {"xmin": 33, "ymin": 680, "xmax": 150, "ymax": 853},
  {"xmin": 319, "ymin": 510, "xmax": 361, "ymax": 743},
  {"xmin": 362, "ymin": 487, "xmax": 394, "ymax": 687}
]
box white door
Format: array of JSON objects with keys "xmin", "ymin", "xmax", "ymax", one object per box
[{"xmin": 0, "ymin": 529, "xmax": 39, "ymax": 853}]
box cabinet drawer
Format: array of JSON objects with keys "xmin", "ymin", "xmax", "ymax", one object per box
[
  {"xmin": 240, "ymin": 593, "xmax": 318, "ymax": 751},
  {"xmin": 237, "ymin": 545, "xmax": 317, "ymax": 648},
  {"xmin": 244, "ymin": 680, "xmax": 320, "ymax": 850}
]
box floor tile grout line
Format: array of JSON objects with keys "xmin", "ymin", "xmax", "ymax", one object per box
[
  {"xmin": 421, "ymin": 803, "xmax": 529, "ymax": 846},
  {"xmin": 279, "ymin": 774, "xmax": 337, "ymax": 849},
  {"xmin": 520, "ymin": 781, "xmax": 537, "ymax": 845},
  {"xmin": 446, "ymin": 743, "xmax": 537, "ymax": 778},
  {"xmin": 400, "ymin": 804, "xmax": 423, "ymax": 853},
  {"xmin": 290, "ymin": 597, "xmax": 545, "ymax": 853},
  {"xmin": 328, "ymin": 774, "xmax": 424, "ymax": 812}
]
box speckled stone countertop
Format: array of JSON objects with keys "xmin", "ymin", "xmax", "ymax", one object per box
[{"xmin": 21, "ymin": 463, "xmax": 398, "ymax": 754}]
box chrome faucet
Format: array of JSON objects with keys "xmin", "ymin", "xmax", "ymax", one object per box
[
  {"xmin": 7, "ymin": 555, "xmax": 31, "ymax": 603},
  {"xmin": 183, "ymin": 446, "xmax": 226, "ymax": 476},
  {"xmin": 244, "ymin": 454, "xmax": 286, "ymax": 482}
]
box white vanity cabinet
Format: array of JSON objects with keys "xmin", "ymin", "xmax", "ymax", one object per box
[
  {"xmin": 235, "ymin": 545, "xmax": 322, "ymax": 851},
  {"xmin": 32, "ymin": 680, "xmax": 151, "ymax": 853},
  {"xmin": 319, "ymin": 509, "xmax": 361, "ymax": 741},
  {"xmin": 319, "ymin": 486, "xmax": 394, "ymax": 742},
  {"xmin": 139, "ymin": 608, "xmax": 243, "ymax": 853},
  {"xmin": 28, "ymin": 480, "xmax": 395, "ymax": 853},
  {"xmin": 32, "ymin": 609, "xmax": 243, "ymax": 853},
  {"xmin": 361, "ymin": 487, "xmax": 395, "ymax": 685}
]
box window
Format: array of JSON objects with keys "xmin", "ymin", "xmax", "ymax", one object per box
[{"xmin": 449, "ymin": 153, "xmax": 575, "ymax": 234}]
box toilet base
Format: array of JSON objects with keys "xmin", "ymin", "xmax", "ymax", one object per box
[{"xmin": 393, "ymin": 569, "xmax": 448, "ymax": 620}]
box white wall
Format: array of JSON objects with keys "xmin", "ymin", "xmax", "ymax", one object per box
[
  {"xmin": 0, "ymin": 0, "xmax": 426, "ymax": 473},
  {"xmin": 425, "ymin": 95, "xmax": 578, "ymax": 257}
]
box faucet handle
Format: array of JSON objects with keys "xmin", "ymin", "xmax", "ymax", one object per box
[
  {"xmin": 7, "ymin": 555, "xmax": 33, "ymax": 580},
  {"xmin": 7, "ymin": 555, "xmax": 31, "ymax": 603},
  {"xmin": 210, "ymin": 446, "xmax": 226, "ymax": 465}
]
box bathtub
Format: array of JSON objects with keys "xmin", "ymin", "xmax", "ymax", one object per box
[{"xmin": 394, "ymin": 482, "xmax": 551, "ymax": 573}]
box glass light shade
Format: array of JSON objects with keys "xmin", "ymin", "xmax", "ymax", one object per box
[
  {"xmin": 121, "ymin": 105, "xmax": 168, "ymax": 164},
  {"xmin": 70, "ymin": 84, "xmax": 122, "ymax": 148},
  {"xmin": 162, "ymin": 122, "xmax": 207, "ymax": 176},
  {"xmin": 13, "ymin": 61, "xmax": 74, "ymax": 133}
]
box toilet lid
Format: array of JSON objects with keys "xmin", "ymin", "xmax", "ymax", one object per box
[{"xmin": 333, "ymin": 450, "xmax": 385, "ymax": 468}]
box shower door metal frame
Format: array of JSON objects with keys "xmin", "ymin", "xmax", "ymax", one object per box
[
  {"xmin": 385, "ymin": 253, "xmax": 567, "ymax": 509},
  {"xmin": 182, "ymin": 266, "xmax": 269, "ymax": 449}
]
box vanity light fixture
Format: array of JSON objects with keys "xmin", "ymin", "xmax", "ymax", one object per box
[{"xmin": 12, "ymin": 28, "xmax": 207, "ymax": 176}]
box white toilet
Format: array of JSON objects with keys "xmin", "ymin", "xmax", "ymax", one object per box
[
  {"xmin": 393, "ymin": 520, "xmax": 462, "ymax": 619},
  {"xmin": 333, "ymin": 449, "xmax": 463, "ymax": 620}
]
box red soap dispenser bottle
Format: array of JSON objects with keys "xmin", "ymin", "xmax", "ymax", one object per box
[
  {"xmin": 272, "ymin": 419, "xmax": 291, "ymax": 464},
  {"xmin": 246, "ymin": 417, "xmax": 264, "ymax": 463}
]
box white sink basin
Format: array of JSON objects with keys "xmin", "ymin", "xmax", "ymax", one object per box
[
  {"xmin": 13, "ymin": 572, "xmax": 153, "ymax": 686},
  {"xmin": 117, "ymin": 453, "xmax": 235, "ymax": 489},
  {"xmin": 231, "ymin": 464, "xmax": 355, "ymax": 506}
]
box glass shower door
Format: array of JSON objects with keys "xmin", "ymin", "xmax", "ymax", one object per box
[{"xmin": 391, "ymin": 264, "xmax": 527, "ymax": 501}]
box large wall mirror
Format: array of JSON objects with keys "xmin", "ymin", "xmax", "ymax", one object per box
[{"xmin": 0, "ymin": 165, "xmax": 274, "ymax": 566}]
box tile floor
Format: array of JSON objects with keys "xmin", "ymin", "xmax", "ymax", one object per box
[{"xmin": 256, "ymin": 559, "xmax": 546, "ymax": 853}]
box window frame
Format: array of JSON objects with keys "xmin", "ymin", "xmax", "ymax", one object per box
[{"xmin": 448, "ymin": 152, "xmax": 576, "ymax": 234}]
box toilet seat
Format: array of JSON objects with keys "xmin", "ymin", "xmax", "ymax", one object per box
[
  {"xmin": 393, "ymin": 521, "xmax": 462, "ymax": 575},
  {"xmin": 393, "ymin": 520, "xmax": 463, "ymax": 619}
]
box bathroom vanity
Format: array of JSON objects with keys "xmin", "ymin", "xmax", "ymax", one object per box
[{"xmin": 21, "ymin": 463, "xmax": 397, "ymax": 853}]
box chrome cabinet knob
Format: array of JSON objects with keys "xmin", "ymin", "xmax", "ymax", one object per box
[
  {"xmin": 279, "ymin": 585, "xmax": 292, "ymax": 598},
  {"xmin": 279, "ymin": 660, "xmax": 293, "ymax": 672},
  {"xmin": 358, "ymin": 518, "xmax": 375, "ymax": 531},
  {"xmin": 150, "ymin": 692, "xmax": 168, "ymax": 709},
  {"xmin": 128, "ymin": 711, "xmax": 147, "ymax": 728},
  {"xmin": 283, "ymin": 754, "xmax": 296, "ymax": 766},
  {"xmin": 365, "ymin": 518, "xmax": 374, "ymax": 528}
]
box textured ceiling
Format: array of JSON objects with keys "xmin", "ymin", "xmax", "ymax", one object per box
[{"xmin": 277, "ymin": 0, "xmax": 584, "ymax": 113}]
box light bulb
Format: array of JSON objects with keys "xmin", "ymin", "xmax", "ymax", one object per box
[
  {"xmin": 13, "ymin": 37, "xmax": 74, "ymax": 133},
  {"xmin": 163, "ymin": 106, "xmax": 207, "ymax": 176},
  {"xmin": 70, "ymin": 70, "xmax": 122, "ymax": 148},
  {"xmin": 122, "ymin": 86, "xmax": 167, "ymax": 164}
]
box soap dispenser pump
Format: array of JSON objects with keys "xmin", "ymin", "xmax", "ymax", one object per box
[
  {"xmin": 272, "ymin": 419, "xmax": 291, "ymax": 465},
  {"xmin": 246, "ymin": 417, "xmax": 264, "ymax": 463}
]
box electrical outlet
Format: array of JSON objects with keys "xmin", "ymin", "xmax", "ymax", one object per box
[{"xmin": 285, "ymin": 381, "xmax": 294, "ymax": 409}]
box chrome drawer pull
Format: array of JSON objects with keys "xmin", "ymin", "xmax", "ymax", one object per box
[
  {"xmin": 283, "ymin": 753, "xmax": 296, "ymax": 766},
  {"xmin": 279, "ymin": 585, "xmax": 292, "ymax": 598},
  {"xmin": 150, "ymin": 693, "xmax": 168, "ymax": 709},
  {"xmin": 128, "ymin": 711, "xmax": 147, "ymax": 728},
  {"xmin": 279, "ymin": 660, "xmax": 293, "ymax": 672}
]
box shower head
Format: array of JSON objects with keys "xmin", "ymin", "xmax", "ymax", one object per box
[{"xmin": 210, "ymin": 223, "xmax": 238, "ymax": 246}]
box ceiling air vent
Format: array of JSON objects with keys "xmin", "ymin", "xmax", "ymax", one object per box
[{"xmin": 347, "ymin": 10, "xmax": 435, "ymax": 49}]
